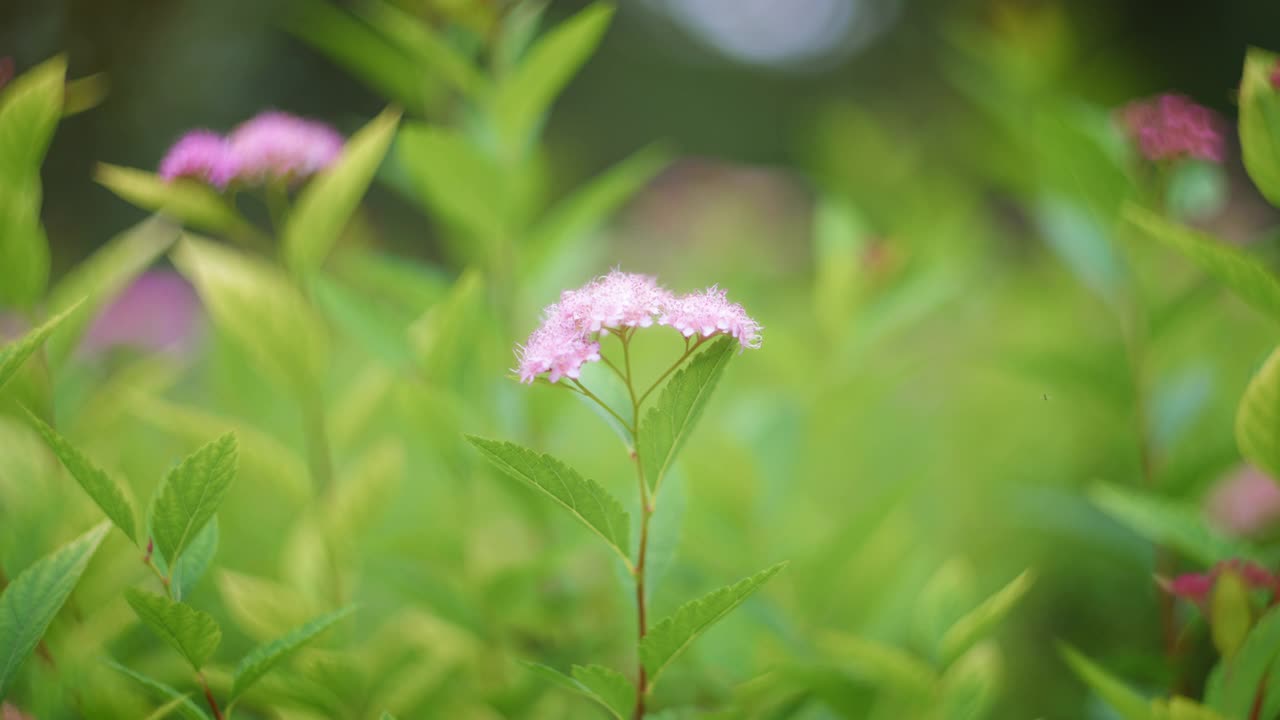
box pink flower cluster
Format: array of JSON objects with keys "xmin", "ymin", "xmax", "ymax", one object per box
[
  {"xmin": 1117, "ymin": 93, "xmax": 1225, "ymax": 163},
  {"xmin": 1164, "ymin": 559, "xmax": 1278, "ymax": 608},
  {"xmin": 516, "ymin": 270, "xmax": 761, "ymax": 384},
  {"xmin": 158, "ymin": 111, "xmax": 344, "ymax": 189}
]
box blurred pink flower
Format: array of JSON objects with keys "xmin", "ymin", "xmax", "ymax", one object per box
[
  {"xmin": 659, "ymin": 286, "xmax": 762, "ymax": 349},
  {"xmin": 1163, "ymin": 559, "xmax": 1277, "ymax": 608},
  {"xmin": 158, "ymin": 130, "xmax": 238, "ymax": 188},
  {"xmin": 0, "ymin": 57, "xmax": 14, "ymax": 92},
  {"xmin": 1272, "ymin": 59, "xmax": 1280, "ymax": 90},
  {"xmin": 2, "ymin": 702, "xmax": 33, "ymax": 720},
  {"xmin": 1118, "ymin": 93, "xmax": 1225, "ymax": 163},
  {"xmin": 81, "ymin": 270, "xmax": 201, "ymax": 357},
  {"xmin": 228, "ymin": 111, "xmax": 344, "ymax": 184},
  {"xmin": 1206, "ymin": 465, "xmax": 1280, "ymax": 537}
]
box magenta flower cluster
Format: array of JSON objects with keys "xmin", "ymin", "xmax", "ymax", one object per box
[
  {"xmin": 1117, "ymin": 93, "xmax": 1225, "ymax": 163},
  {"xmin": 1165, "ymin": 559, "xmax": 1278, "ymax": 608},
  {"xmin": 158, "ymin": 111, "xmax": 344, "ymax": 189},
  {"xmin": 517, "ymin": 270, "xmax": 761, "ymax": 383}
]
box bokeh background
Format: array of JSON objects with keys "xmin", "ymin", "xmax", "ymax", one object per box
[{"xmin": 5, "ymin": 1, "xmax": 1280, "ymax": 718}]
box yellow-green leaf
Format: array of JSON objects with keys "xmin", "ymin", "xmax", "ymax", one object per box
[
  {"xmin": 125, "ymin": 588, "xmax": 222, "ymax": 670},
  {"xmin": 1240, "ymin": 47, "xmax": 1280, "ymax": 208}
]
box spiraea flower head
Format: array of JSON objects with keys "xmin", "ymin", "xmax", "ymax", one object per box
[
  {"xmin": 516, "ymin": 270, "xmax": 761, "ymax": 384},
  {"xmin": 1118, "ymin": 93, "xmax": 1226, "ymax": 163},
  {"xmin": 228, "ymin": 111, "xmax": 344, "ymax": 184},
  {"xmin": 158, "ymin": 130, "xmax": 238, "ymax": 188},
  {"xmin": 1162, "ymin": 558, "xmax": 1278, "ymax": 609},
  {"xmin": 659, "ymin": 285, "xmax": 762, "ymax": 349}
]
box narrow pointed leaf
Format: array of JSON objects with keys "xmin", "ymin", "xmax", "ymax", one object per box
[
  {"xmin": 1220, "ymin": 605, "xmax": 1280, "ymax": 717},
  {"xmin": 0, "ymin": 521, "xmax": 110, "ymax": 696},
  {"xmin": 1237, "ymin": 345, "xmax": 1280, "ymax": 481},
  {"xmin": 230, "ymin": 605, "xmax": 354, "ymax": 701},
  {"xmin": 0, "ymin": 55, "xmax": 65, "ymax": 175},
  {"xmin": 150, "ymin": 432, "xmax": 238, "ymax": 567},
  {"xmin": 396, "ymin": 124, "xmax": 506, "ymax": 243},
  {"xmin": 571, "ymin": 665, "xmax": 633, "ymax": 720},
  {"xmin": 283, "ymin": 108, "xmax": 400, "ymax": 274},
  {"xmin": 465, "ymin": 435, "xmax": 631, "ymax": 567},
  {"xmin": 817, "ymin": 632, "xmax": 937, "ymax": 694},
  {"xmin": 523, "ymin": 661, "xmax": 627, "ymax": 719},
  {"xmin": 105, "ymin": 659, "xmax": 211, "ymax": 720},
  {"xmin": 491, "ymin": 2, "xmax": 614, "ymax": 153},
  {"xmin": 641, "ymin": 562, "xmax": 785, "ymax": 686},
  {"xmin": 1089, "ymin": 483, "xmax": 1255, "ymax": 566},
  {"xmin": 0, "ymin": 300, "xmax": 82, "ymax": 391},
  {"xmin": 1240, "ymin": 47, "xmax": 1280, "ymax": 207},
  {"xmin": 939, "ymin": 570, "xmax": 1035, "ymax": 664},
  {"xmin": 1059, "ymin": 644, "xmax": 1152, "ymax": 720},
  {"xmin": 938, "ymin": 643, "xmax": 1001, "ymax": 720},
  {"xmin": 1126, "ymin": 206, "xmax": 1280, "ymax": 321},
  {"xmin": 26, "ymin": 410, "xmax": 138, "ymax": 543},
  {"xmin": 95, "ymin": 165, "xmax": 254, "ymax": 238},
  {"xmin": 125, "ymin": 588, "xmax": 221, "ymax": 670},
  {"xmin": 355, "ymin": 2, "xmax": 485, "ymax": 96},
  {"xmin": 639, "ymin": 337, "xmax": 736, "ymax": 492},
  {"xmin": 170, "ymin": 518, "xmax": 218, "ymax": 602}
]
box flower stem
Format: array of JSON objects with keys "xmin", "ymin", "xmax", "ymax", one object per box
[
  {"xmin": 635, "ymin": 336, "xmax": 707, "ymax": 409},
  {"xmin": 570, "ymin": 379, "xmax": 635, "ymax": 436},
  {"xmin": 198, "ymin": 672, "xmax": 224, "ymax": 720},
  {"xmin": 622, "ymin": 333, "xmax": 651, "ymax": 719}
]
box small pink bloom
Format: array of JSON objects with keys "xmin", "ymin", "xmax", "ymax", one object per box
[
  {"xmin": 81, "ymin": 270, "xmax": 201, "ymax": 358},
  {"xmin": 1118, "ymin": 93, "xmax": 1225, "ymax": 163},
  {"xmin": 659, "ymin": 285, "xmax": 762, "ymax": 349},
  {"xmin": 1206, "ymin": 465, "xmax": 1280, "ymax": 537},
  {"xmin": 1166, "ymin": 572, "xmax": 1215, "ymax": 603},
  {"xmin": 516, "ymin": 312, "xmax": 602, "ymax": 384},
  {"xmin": 158, "ymin": 130, "xmax": 238, "ymax": 188},
  {"xmin": 558, "ymin": 270, "xmax": 674, "ymax": 333},
  {"xmin": 228, "ymin": 111, "xmax": 344, "ymax": 184}
]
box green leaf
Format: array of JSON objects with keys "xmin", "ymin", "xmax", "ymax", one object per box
[
  {"xmin": 172, "ymin": 235, "xmax": 329, "ymax": 398},
  {"xmin": 938, "ymin": 570, "xmax": 1034, "ymax": 665},
  {"xmin": 1126, "ymin": 205, "xmax": 1280, "ymax": 321},
  {"xmin": 283, "ymin": 108, "xmax": 400, "ymax": 274},
  {"xmin": 230, "ymin": 605, "xmax": 354, "ymax": 701},
  {"xmin": 914, "ymin": 557, "xmax": 978, "ymax": 660},
  {"xmin": 169, "ymin": 518, "xmax": 218, "ymax": 603},
  {"xmin": 105, "ymin": 659, "xmax": 211, "ymax": 720},
  {"xmin": 408, "ymin": 269, "xmax": 484, "ymax": 382},
  {"xmin": 1220, "ymin": 605, "xmax": 1280, "ymax": 717},
  {"xmin": 355, "ymin": 2, "xmax": 485, "ymax": 97},
  {"xmin": 25, "ymin": 410, "xmax": 138, "ymax": 543},
  {"xmin": 1059, "ymin": 644, "xmax": 1152, "ymax": 720},
  {"xmin": 523, "ymin": 662, "xmax": 630, "ymax": 719},
  {"xmin": 640, "ymin": 562, "xmax": 785, "ymax": 687},
  {"xmin": 817, "ymin": 633, "xmax": 937, "ymax": 695},
  {"xmin": 464, "ymin": 435, "xmax": 631, "ymax": 567},
  {"xmin": 323, "ymin": 440, "xmax": 402, "ymax": 542},
  {"xmin": 1150, "ymin": 697, "xmax": 1229, "ymax": 720},
  {"xmin": 938, "ymin": 643, "xmax": 1001, "ymax": 720},
  {"xmin": 1089, "ymin": 483, "xmax": 1256, "ymax": 566},
  {"xmin": 42, "ymin": 215, "xmax": 177, "ymax": 368},
  {"xmin": 1236, "ymin": 345, "xmax": 1280, "ymax": 481},
  {"xmin": 571, "ymin": 664, "xmax": 634, "ymax": 720},
  {"xmin": 150, "ymin": 433, "xmax": 238, "ymax": 568},
  {"xmin": 490, "ymin": 2, "xmax": 614, "ymax": 154},
  {"xmin": 0, "ymin": 521, "xmax": 110, "ymax": 696},
  {"xmin": 95, "ymin": 164, "xmax": 254, "ymax": 238},
  {"xmin": 396, "ymin": 123, "xmax": 506, "ymax": 243},
  {"xmin": 0, "ymin": 301, "xmax": 81, "ymax": 392},
  {"xmin": 638, "ymin": 337, "xmax": 736, "ymax": 492},
  {"xmin": 0, "ymin": 55, "xmax": 65, "ymax": 176},
  {"xmin": 1209, "ymin": 568, "xmax": 1252, "ymax": 660},
  {"xmin": 0, "ymin": 179, "xmax": 50, "ymax": 307},
  {"xmin": 1240, "ymin": 47, "xmax": 1280, "ymax": 208},
  {"xmin": 124, "ymin": 588, "xmax": 222, "ymax": 670}
]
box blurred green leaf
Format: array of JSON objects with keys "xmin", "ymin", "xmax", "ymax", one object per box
[
  {"xmin": 408, "ymin": 268, "xmax": 484, "ymax": 382},
  {"xmin": 572, "ymin": 664, "xmax": 633, "ymax": 720},
  {"xmin": 641, "ymin": 562, "xmax": 785, "ymax": 688},
  {"xmin": 43, "ymin": 215, "xmax": 177, "ymax": 368},
  {"xmin": 812, "ymin": 195, "xmax": 871, "ymax": 331},
  {"xmin": 1090, "ymin": 483, "xmax": 1256, "ymax": 565},
  {"xmin": 490, "ymin": 2, "xmax": 614, "ymax": 155},
  {"xmin": 639, "ymin": 337, "xmax": 736, "ymax": 493},
  {"xmin": 150, "ymin": 432, "xmax": 237, "ymax": 568},
  {"xmin": 0, "ymin": 181, "xmax": 50, "ymax": 307},
  {"xmin": 356, "ymin": 2, "xmax": 485, "ymax": 97},
  {"xmin": 105, "ymin": 659, "xmax": 211, "ymax": 720},
  {"xmin": 1240, "ymin": 47, "xmax": 1280, "ymax": 208},
  {"xmin": 465, "ymin": 435, "xmax": 632, "ymax": 567},
  {"xmin": 1150, "ymin": 697, "xmax": 1228, "ymax": 720},
  {"xmin": 169, "ymin": 518, "xmax": 218, "ymax": 603},
  {"xmin": 397, "ymin": 123, "xmax": 506, "ymax": 244},
  {"xmin": 1220, "ymin": 605, "xmax": 1280, "ymax": 717},
  {"xmin": 217, "ymin": 570, "xmax": 317, "ymax": 641},
  {"xmin": 62, "ymin": 72, "xmax": 108, "ymax": 116},
  {"xmin": 938, "ymin": 643, "xmax": 1001, "ymax": 720},
  {"xmin": 1236, "ymin": 345, "xmax": 1280, "ymax": 481},
  {"xmin": 493, "ymin": 1, "xmax": 549, "ymax": 73},
  {"xmin": 818, "ymin": 633, "xmax": 937, "ymax": 695},
  {"xmin": 230, "ymin": 605, "xmax": 354, "ymax": 702},
  {"xmin": 1036, "ymin": 195, "xmax": 1126, "ymax": 304},
  {"xmin": 125, "ymin": 588, "xmax": 222, "ymax": 670},
  {"xmin": 1166, "ymin": 160, "xmax": 1228, "ymax": 222},
  {"xmin": 172, "ymin": 235, "xmax": 330, "ymax": 397},
  {"xmin": 0, "ymin": 521, "xmax": 109, "ymax": 696},
  {"xmin": 309, "ymin": 272, "xmax": 416, "ymax": 369},
  {"xmin": 284, "ymin": 108, "xmax": 400, "ymax": 274},
  {"xmin": 1209, "ymin": 569, "xmax": 1252, "ymax": 660},
  {"xmin": 1059, "ymin": 644, "xmax": 1152, "ymax": 720},
  {"xmin": 0, "ymin": 55, "xmax": 65, "ymax": 175},
  {"xmin": 0, "ymin": 300, "xmax": 81, "ymax": 392},
  {"xmin": 95, "ymin": 165, "xmax": 254, "ymax": 239},
  {"xmin": 324, "ymin": 439, "xmax": 402, "ymax": 542},
  {"xmin": 914, "ymin": 557, "xmax": 978, "ymax": 661},
  {"xmin": 1127, "ymin": 206, "xmax": 1280, "ymax": 321},
  {"xmin": 26, "ymin": 410, "xmax": 138, "ymax": 543},
  {"xmin": 939, "ymin": 570, "xmax": 1034, "ymax": 665}
]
